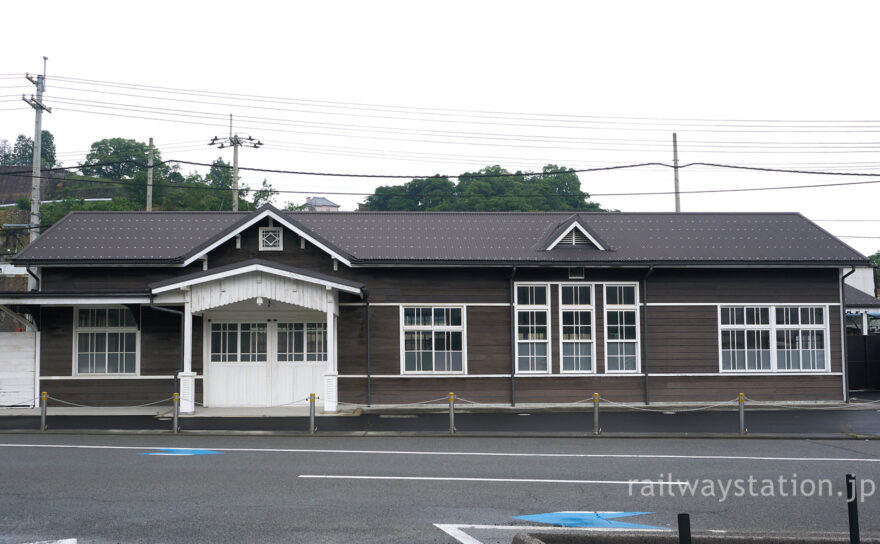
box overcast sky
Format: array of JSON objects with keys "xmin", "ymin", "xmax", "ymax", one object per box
[{"xmin": 2, "ymin": 0, "xmax": 879, "ymax": 256}]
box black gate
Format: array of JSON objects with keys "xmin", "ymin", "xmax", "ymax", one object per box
[{"xmin": 847, "ymin": 336, "xmax": 880, "ymax": 390}]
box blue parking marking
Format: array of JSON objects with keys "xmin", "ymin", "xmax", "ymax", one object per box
[
  {"xmin": 140, "ymin": 448, "xmax": 223, "ymax": 456},
  {"xmin": 514, "ymin": 511, "xmax": 662, "ymax": 529}
]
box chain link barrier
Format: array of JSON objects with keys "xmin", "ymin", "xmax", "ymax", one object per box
[{"xmin": 47, "ymin": 395, "xmax": 175, "ymax": 408}]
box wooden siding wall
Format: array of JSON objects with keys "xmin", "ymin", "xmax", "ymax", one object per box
[
  {"xmin": 30, "ymin": 220, "xmax": 846, "ymax": 404},
  {"xmin": 38, "ymin": 306, "xmax": 203, "ymax": 405}
]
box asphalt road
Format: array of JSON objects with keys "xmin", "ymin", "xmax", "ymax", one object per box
[{"xmin": 0, "ymin": 435, "xmax": 878, "ymax": 543}]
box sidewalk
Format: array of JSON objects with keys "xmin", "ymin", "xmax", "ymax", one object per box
[{"xmin": 1, "ymin": 403, "xmax": 878, "ymax": 437}]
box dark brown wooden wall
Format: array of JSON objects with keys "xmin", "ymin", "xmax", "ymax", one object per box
[
  {"xmin": 43, "ymin": 379, "xmax": 202, "ymax": 406},
  {"xmin": 41, "ymin": 306, "xmax": 203, "ymax": 377},
  {"xmin": 340, "ymin": 374, "xmax": 842, "ymax": 404}
]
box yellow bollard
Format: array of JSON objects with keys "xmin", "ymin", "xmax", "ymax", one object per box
[
  {"xmin": 592, "ymin": 392, "xmax": 600, "ymax": 435},
  {"xmin": 172, "ymin": 392, "xmax": 180, "ymax": 434},
  {"xmin": 40, "ymin": 391, "xmax": 48, "ymax": 431},
  {"xmin": 448, "ymin": 392, "xmax": 456, "ymax": 434},
  {"xmin": 309, "ymin": 393, "xmax": 316, "ymax": 434}
]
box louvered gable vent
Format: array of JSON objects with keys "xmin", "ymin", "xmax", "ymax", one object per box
[{"xmin": 559, "ymin": 228, "xmax": 591, "ymax": 246}]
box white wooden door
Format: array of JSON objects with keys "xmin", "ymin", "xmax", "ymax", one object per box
[
  {"xmin": 0, "ymin": 331, "xmax": 36, "ymax": 407},
  {"xmin": 206, "ymin": 318, "xmax": 327, "ymax": 407},
  {"xmin": 272, "ymin": 321, "xmax": 327, "ymax": 406},
  {"xmin": 206, "ymin": 321, "xmax": 270, "ymax": 407}
]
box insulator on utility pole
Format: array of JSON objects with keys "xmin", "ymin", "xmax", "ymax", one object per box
[
  {"xmin": 22, "ymin": 57, "xmax": 51, "ymax": 246},
  {"xmin": 22, "ymin": 57, "xmax": 51, "ymax": 293},
  {"xmin": 146, "ymin": 137, "xmax": 154, "ymax": 211},
  {"xmin": 208, "ymin": 114, "xmax": 262, "ymax": 212}
]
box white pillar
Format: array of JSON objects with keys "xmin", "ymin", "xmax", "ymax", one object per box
[
  {"xmin": 179, "ymin": 290, "xmax": 196, "ymax": 414},
  {"xmin": 323, "ymin": 287, "xmax": 338, "ymax": 412}
]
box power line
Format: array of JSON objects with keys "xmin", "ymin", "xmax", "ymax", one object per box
[
  {"xmin": 46, "ymin": 85, "xmax": 880, "ymax": 144},
  {"xmin": 4, "ymin": 160, "xmax": 880, "ymax": 202},
  {"xmin": 46, "ymin": 75, "xmax": 880, "ymax": 127}
]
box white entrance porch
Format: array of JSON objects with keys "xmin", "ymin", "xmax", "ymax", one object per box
[
  {"xmin": 149, "ymin": 260, "xmax": 364, "ymax": 413},
  {"xmin": 202, "ymin": 303, "xmax": 329, "ymax": 408}
]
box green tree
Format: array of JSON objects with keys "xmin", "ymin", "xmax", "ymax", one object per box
[
  {"xmin": 362, "ymin": 164, "xmax": 604, "ymax": 212},
  {"xmin": 80, "ymin": 138, "xmax": 167, "ymax": 180},
  {"xmin": 869, "ymin": 250, "xmax": 880, "ymax": 286},
  {"xmin": 0, "ymin": 131, "xmax": 56, "ymax": 167}
]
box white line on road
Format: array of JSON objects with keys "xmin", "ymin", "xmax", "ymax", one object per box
[
  {"xmin": 300, "ymin": 474, "xmax": 690, "ymax": 485},
  {"xmin": 433, "ymin": 524, "xmax": 667, "ymax": 544},
  {"xmin": 0, "ymin": 442, "xmax": 877, "ymax": 463}
]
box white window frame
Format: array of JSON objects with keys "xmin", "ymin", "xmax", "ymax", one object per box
[
  {"xmin": 258, "ymin": 226, "xmax": 283, "ymax": 251},
  {"xmin": 558, "ymin": 283, "xmax": 596, "ymax": 374},
  {"xmin": 208, "ymin": 321, "xmax": 269, "ymax": 364},
  {"xmin": 399, "ymin": 306, "xmax": 467, "ymax": 375},
  {"xmin": 603, "ymin": 283, "xmax": 641, "ymax": 374},
  {"xmin": 514, "ymin": 283, "xmax": 552, "ymax": 375},
  {"xmin": 72, "ymin": 306, "xmax": 141, "ymax": 376},
  {"xmin": 277, "ymin": 321, "xmax": 328, "ymax": 363},
  {"xmin": 717, "ymin": 305, "xmax": 831, "ymax": 373}
]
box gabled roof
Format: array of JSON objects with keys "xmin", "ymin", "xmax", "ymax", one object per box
[
  {"xmin": 543, "ymin": 214, "xmax": 607, "ymax": 251},
  {"xmin": 149, "ymin": 258, "xmax": 364, "ymax": 295},
  {"xmin": 13, "ymin": 207, "xmax": 870, "ymax": 267},
  {"xmin": 306, "ymin": 196, "xmax": 340, "ymax": 208},
  {"xmin": 845, "ymin": 285, "xmax": 880, "ymax": 309},
  {"xmin": 177, "ymin": 204, "xmax": 352, "ymax": 267}
]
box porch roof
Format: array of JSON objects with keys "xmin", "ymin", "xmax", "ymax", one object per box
[
  {"xmin": 845, "ymin": 285, "xmax": 880, "ymax": 309},
  {"xmin": 149, "ymin": 258, "xmax": 365, "ymax": 296}
]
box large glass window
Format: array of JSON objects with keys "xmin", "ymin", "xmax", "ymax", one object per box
[
  {"xmin": 277, "ymin": 322, "xmax": 327, "ymax": 362},
  {"xmin": 604, "ymin": 285, "xmax": 639, "ymax": 372},
  {"xmin": 210, "ymin": 322, "xmax": 267, "ymax": 362},
  {"xmin": 74, "ymin": 307, "xmax": 138, "ymax": 375},
  {"xmin": 775, "ymin": 306, "xmax": 826, "ymax": 371},
  {"xmin": 719, "ymin": 306, "xmax": 771, "ymax": 371},
  {"xmin": 560, "ymin": 285, "xmax": 593, "ymax": 373},
  {"xmin": 719, "ymin": 306, "xmax": 828, "ymax": 372},
  {"xmin": 515, "ymin": 285, "xmax": 550, "ymax": 373},
  {"xmin": 402, "ymin": 307, "xmax": 464, "ymax": 373}
]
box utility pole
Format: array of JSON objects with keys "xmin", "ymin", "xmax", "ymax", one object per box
[
  {"xmin": 22, "ymin": 57, "xmax": 51, "ymax": 244},
  {"xmin": 672, "ymin": 132, "xmax": 681, "ymax": 213},
  {"xmin": 209, "ymin": 114, "xmax": 262, "ymax": 212},
  {"xmin": 146, "ymin": 137, "xmax": 153, "ymax": 211}
]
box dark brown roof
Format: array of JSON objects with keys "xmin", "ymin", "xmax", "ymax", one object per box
[
  {"xmin": 13, "ymin": 206, "xmax": 870, "ymax": 267},
  {"xmin": 845, "ymin": 285, "xmax": 880, "ymax": 308}
]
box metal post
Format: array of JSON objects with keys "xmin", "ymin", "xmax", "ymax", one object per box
[
  {"xmin": 29, "ymin": 59, "xmax": 48, "ymax": 246},
  {"xmin": 39, "ymin": 391, "xmax": 47, "ymax": 431},
  {"xmin": 232, "ymin": 137, "xmax": 239, "ymax": 212},
  {"xmin": 172, "ymin": 392, "xmax": 179, "ymax": 434},
  {"xmin": 448, "ymin": 392, "xmax": 455, "ymax": 434},
  {"xmin": 847, "ymin": 473, "xmax": 860, "ymax": 544},
  {"xmin": 146, "ymin": 137, "xmax": 153, "ymax": 211},
  {"xmin": 673, "ymin": 132, "xmax": 681, "ymax": 213},
  {"xmin": 738, "ymin": 393, "xmax": 746, "ymax": 436},
  {"xmin": 677, "ymin": 513, "xmax": 692, "ymax": 544},
  {"xmin": 592, "ymin": 392, "xmax": 600, "ymax": 435},
  {"xmin": 309, "ymin": 393, "xmax": 316, "ymax": 435}
]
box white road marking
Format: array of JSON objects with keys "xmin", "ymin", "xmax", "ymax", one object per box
[
  {"xmin": 433, "ymin": 523, "xmax": 667, "ymax": 544},
  {"xmin": 22, "ymin": 540, "xmax": 77, "ymax": 544},
  {"xmin": 300, "ymin": 475, "xmax": 690, "ymax": 485},
  {"xmin": 0, "ymin": 442, "xmax": 877, "ymax": 464}
]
